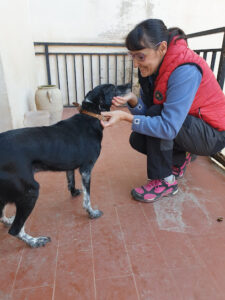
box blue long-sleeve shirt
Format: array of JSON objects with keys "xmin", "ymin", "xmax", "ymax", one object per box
[{"xmin": 129, "ymin": 64, "xmax": 202, "ymax": 140}]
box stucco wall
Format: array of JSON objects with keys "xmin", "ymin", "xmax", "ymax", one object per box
[
  {"xmin": 0, "ymin": 0, "xmax": 224, "ymax": 131},
  {"xmin": 0, "ymin": 0, "xmax": 37, "ymax": 131},
  {"xmin": 29, "ymin": 0, "xmax": 225, "ymax": 42},
  {"xmin": 30, "ymin": 0, "xmax": 225, "ymax": 93},
  {"xmin": 0, "ymin": 54, "xmax": 12, "ymax": 131}
]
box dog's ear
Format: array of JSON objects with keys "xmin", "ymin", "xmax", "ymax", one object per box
[
  {"xmin": 102, "ymin": 85, "xmax": 116, "ymax": 106},
  {"xmin": 83, "ymin": 91, "xmax": 93, "ymax": 103},
  {"xmin": 83, "ymin": 97, "xmax": 92, "ymax": 103},
  {"xmin": 115, "ymin": 83, "xmax": 131, "ymax": 96}
]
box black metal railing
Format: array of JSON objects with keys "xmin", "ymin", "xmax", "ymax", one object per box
[
  {"xmin": 187, "ymin": 27, "xmax": 225, "ymax": 89},
  {"xmin": 34, "ymin": 42, "xmax": 134, "ymax": 105},
  {"xmin": 34, "ymin": 27, "xmax": 225, "ymax": 106}
]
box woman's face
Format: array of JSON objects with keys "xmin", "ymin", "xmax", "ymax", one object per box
[{"xmin": 129, "ymin": 41, "xmax": 167, "ymax": 77}]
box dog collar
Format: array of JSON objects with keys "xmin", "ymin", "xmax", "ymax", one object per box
[
  {"xmin": 80, "ymin": 109, "xmax": 107, "ymax": 121},
  {"xmin": 72, "ymin": 103, "xmax": 107, "ymax": 122}
]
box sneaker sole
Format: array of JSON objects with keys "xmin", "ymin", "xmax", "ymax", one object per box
[{"xmin": 131, "ymin": 188, "xmax": 178, "ymax": 203}]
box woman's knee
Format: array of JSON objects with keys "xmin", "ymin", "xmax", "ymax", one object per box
[
  {"xmin": 129, "ymin": 132, "xmax": 147, "ymax": 154},
  {"xmin": 175, "ymin": 115, "xmax": 225, "ymax": 155},
  {"xmin": 129, "ymin": 132, "xmax": 138, "ymax": 149}
]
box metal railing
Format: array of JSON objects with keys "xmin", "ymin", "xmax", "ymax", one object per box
[
  {"xmin": 186, "ymin": 27, "xmax": 225, "ymax": 89},
  {"xmin": 34, "ymin": 27, "xmax": 225, "ymax": 106},
  {"xmin": 34, "ymin": 42, "xmax": 134, "ymax": 105}
]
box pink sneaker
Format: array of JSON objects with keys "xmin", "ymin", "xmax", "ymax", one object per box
[
  {"xmin": 172, "ymin": 152, "xmax": 196, "ymax": 179},
  {"xmin": 131, "ymin": 179, "xmax": 178, "ymax": 203}
]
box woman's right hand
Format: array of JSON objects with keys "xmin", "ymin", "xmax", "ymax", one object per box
[{"xmin": 112, "ymin": 92, "xmax": 138, "ymax": 108}]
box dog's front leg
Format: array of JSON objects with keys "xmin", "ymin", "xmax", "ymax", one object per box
[
  {"xmin": 80, "ymin": 170, "xmax": 103, "ymax": 219},
  {"xmin": 16, "ymin": 225, "xmax": 51, "ymax": 248},
  {"xmin": 66, "ymin": 170, "xmax": 81, "ymax": 197}
]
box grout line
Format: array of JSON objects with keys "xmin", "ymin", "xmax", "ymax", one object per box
[
  {"xmin": 89, "ymin": 220, "xmax": 97, "ymax": 300},
  {"xmin": 10, "ymin": 247, "xmax": 25, "ymax": 297},
  {"xmin": 95, "ymin": 273, "xmax": 133, "ymax": 282},
  {"xmin": 115, "ymin": 207, "xmax": 140, "ymax": 300},
  {"xmin": 51, "ymin": 237, "xmax": 60, "ymax": 300},
  {"xmin": 9, "ymin": 211, "xmax": 37, "ymax": 297},
  {"xmin": 140, "ymin": 198, "xmax": 224, "ymax": 297},
  {"xmin": 104, "ymin": 149, "xmax": 140, "ymax": 299},
  {"xmin": 139, "ymin": 203, "xmax": 184, "ymax": 300},
  {"xmin": 186, "ymin": 234, "xmax": 224, "ymax": 297},
  {"xmin": 13, "ymin": 284, "xmax": 53, "ymax": 292}
]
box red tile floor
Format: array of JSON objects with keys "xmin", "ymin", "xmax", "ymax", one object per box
[{"xmin": 1, "ymin": 107, "xmax": 225, "ymax": 300}]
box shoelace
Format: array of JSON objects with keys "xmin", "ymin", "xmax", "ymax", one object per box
[{"xmin": 143, "ymin": 179, "xmax": 162, "ymax": 189}]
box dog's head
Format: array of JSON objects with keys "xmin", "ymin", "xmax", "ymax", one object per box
[{"xmin": 81, "ymin": 83, "xmax": 131, "ymax": 114}]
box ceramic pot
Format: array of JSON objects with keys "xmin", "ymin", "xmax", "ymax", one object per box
[{"xmin": 35, "ymin": 85, "xmax": 63, "ymax": 125}]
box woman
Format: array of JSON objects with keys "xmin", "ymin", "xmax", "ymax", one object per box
[{"xmin": 101, "ymin": 19, "xmax": 225, "ymax": 203}]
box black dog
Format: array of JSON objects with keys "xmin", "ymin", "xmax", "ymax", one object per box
[{"xmin": 0, "ymin": 83, "xmax": 130, "ymax": 248}]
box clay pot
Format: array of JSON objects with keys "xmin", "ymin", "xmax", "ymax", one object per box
[{"xmin": 35, "ymin": 85, "xmax": 63, "ymax": 125}]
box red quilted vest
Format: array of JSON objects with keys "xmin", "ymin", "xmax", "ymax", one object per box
[{"xmin": 153, "ymin": 38, "xmax": 225, "ymax": 131}]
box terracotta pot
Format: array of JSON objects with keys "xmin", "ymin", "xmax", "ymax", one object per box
[{"xmin": 35, "ymin": 85, "xmax": 63, "ymax": 125}]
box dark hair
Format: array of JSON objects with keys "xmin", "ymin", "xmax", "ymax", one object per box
[{"xmin": 125, "ymin": 19, "xmax": 187, "ymax": 51}]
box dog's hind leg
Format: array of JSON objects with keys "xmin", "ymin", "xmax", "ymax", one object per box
[
  {"xmin": 80, "ymin": 169, "xmax": 103, "ymax": 219},
  {"xmin": 66, "ymin": 170, "xmax": 81, "ymax": 197},
  {"xmin": 8, "ymin": 184, "xmax": 51, "ymax": 248},
  {"xmin": 0, "ymin": 205, "xmax": 15, "ymax": 227}
]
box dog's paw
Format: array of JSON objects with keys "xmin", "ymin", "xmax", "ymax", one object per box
[
  {"xmin": 1, "ymin": 216, "xmax": 15, "ymax": 227},
  {"xmin": 29, "ymin": 236, "xmax": 51, "ymax": 248},
  {"xmin": 71, "ymin": 188, "xmax": 81, "ymax": 197},
  {"xmin": 88, "ymin": 209, "xmax": 103, "ymax": 219}
]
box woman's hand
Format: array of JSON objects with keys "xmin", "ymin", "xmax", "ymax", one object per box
[
  {"xmin": 101, "ymin": 110, "xmax": 134, "ymax": 128},
  {"xmin": 112, "ymin": 92, "xmax": 138, "ymax": 108}
]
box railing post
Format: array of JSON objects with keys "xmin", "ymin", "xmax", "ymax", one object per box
[
  {"xmin": 44, "ymin": 44, "xmax": 51, "ymax": 85},
  {"xmin": 217, "ymin": 31, "xmax": 225, "ymax": 89}
]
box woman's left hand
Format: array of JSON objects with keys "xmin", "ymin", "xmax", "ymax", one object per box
[{"xmin": 101, "ymin": 110, "xmax": 133, "ymax": 128}]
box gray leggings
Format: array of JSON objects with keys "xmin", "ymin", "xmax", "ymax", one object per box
[
  {"xmin": 175, "ymin": 114, "xmax": 225, "ymax": 155},
  {"xmin": 129, "ymin": 105, "xmax": 225, "ymax": 179}
]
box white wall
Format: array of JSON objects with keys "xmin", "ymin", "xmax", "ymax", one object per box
[
  {"xmin": 30, "ymin": 0, "xmax": 225, "ymax": 103},
  {"xmin": 0, "ymin": 0, "xmax": 37, "ymax": 130},
  {"xmin": 29, "ymin": 0, "xmax": 225, "ymax": 42},
  {"xmin": 29, "ymin": 0, "xmax": 152, "ymax": 43},
  {"xmin": 0, "ymin": 0, "xmax": 224, "ymax": 130},
  {"xmin": 0, "ymin": 54, "xmax": 12, "ymax": 131}
]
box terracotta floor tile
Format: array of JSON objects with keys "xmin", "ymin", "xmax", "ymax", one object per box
[
  {"xmin": 116, "ymin": 203, "xmax": 155, "ymax": 246},
  {"xmin": 54, "ymin": 249, "xmax": 95, "ymax": 300},
  {"xmin": 91, "ymin": 203, "xmax": 119, "ymax": 225},
  {"xmin": 127, "ymin": 242, "xmax": 167, "ymax": 275},
  {"xmin": 0, "ymin": 228, "xmax": 24, "ymax": 263},
  {"xmin": 58, "ymin": 211, "xmax": 91, "ymax": 251},
  {"xmin": 152, "ymin": 230, "xmax": 203, "ymax": 270},
  {"xmin": 134, "ymin": 267, "xmax": 181, "ymax": 300},
  {"xmin": 1, "ymin": 108, "xmax": 225, "ymax": 299},
  {"xmin": 172, "ymin": 266, "xmax": 223, "ymax": 300},
  {"xmin": 190, "ymin": 235, "xmax": 225, "ymax": 292},
  {"xmin": 93, "ymin": 242, "xmax": 131, "ymax": 280},
  {"xmin": 13, "ymin": 231, "xmax": 58, "ymax": 290},
  {"xmin": 0, "ymin": 258, "xmax": 20, "ymax": 297},
  {"xmin": 96, "ymin": 275, "xmax": 139, "ymax": 300},
  {"xmin": 91, "ymin": 222, "xmax": 124, "ymax": 249}
]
